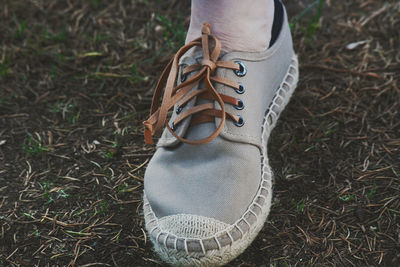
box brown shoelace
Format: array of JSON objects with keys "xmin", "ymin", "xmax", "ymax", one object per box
[{"xmin": 143, "ymin": 23, "xmax": 244, "ymax": 145}]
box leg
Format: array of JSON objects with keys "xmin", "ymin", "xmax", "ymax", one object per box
[{"xmin": 186, "ymin": 0, "xmax": 275, "ymax": 52}]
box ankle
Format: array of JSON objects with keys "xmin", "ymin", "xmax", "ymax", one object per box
[{"xmin": 186, "ymin": 0, "xmax": 275, "ymax": 53}]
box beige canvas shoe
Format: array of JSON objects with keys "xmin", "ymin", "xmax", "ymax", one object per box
[{"xmin": 142, "ymin": 1, "xmax": 298, "ymax": 266}]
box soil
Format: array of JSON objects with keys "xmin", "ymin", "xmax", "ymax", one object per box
[{"xmin": 1, "ymin": 0, "xmax": 399, "ymax": 266}]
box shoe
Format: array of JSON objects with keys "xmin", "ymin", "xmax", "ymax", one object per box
[{"xmin": 142, "ymin": 0, "xmax": 298, "ymax": 266}]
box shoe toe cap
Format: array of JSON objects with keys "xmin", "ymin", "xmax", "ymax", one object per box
[
  {"xmin": 144, "ymin": 196, "xmax": 240, "ymax": 253},
  {"xmin": 157, "ymin": 214, "xmax": 230, "ymax": 239}
]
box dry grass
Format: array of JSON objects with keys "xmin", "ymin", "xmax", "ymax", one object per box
[{"xmin": 0, "ymin": 0, "xmax": 399, "ymax": 266}]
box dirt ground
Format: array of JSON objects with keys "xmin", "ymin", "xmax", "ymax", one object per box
[{"xmin": 1, "ymin": 0, "xmax": 400, "ymax": 266}]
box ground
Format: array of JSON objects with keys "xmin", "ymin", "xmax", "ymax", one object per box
[{"xmin": 0, "ymin": 0, "xmax": 399, "ymax": 266}]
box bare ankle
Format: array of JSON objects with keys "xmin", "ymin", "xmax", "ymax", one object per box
[{"xmin": 186, "ymin": 0, "xmax": 274, "ymax": 52}]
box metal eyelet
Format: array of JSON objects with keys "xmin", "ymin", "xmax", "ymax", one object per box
[
  {"xmin": 176, "ymin": 105, "xmax": 183, "ymax": 114},
  {"xmin": 234, "ymin": 61, "xmax": 247, "ymax": 77},
  {"xmin": 180, "ymin": 74, "xmax": 187, "ymax": 83},
  {"xmin": 171, "ymin": 122, "xmax": 176, "ymax": 131},
  {"xmin": 234, "ymin": 99, "xmax": 244, "ymax": 110},
  {"xmin": 235, "ymin": 82, "xmax": 245, "ymax": 94},
  {"xmin": 234, "ymin": 115, "xmax": 245, "ymax": 127}
]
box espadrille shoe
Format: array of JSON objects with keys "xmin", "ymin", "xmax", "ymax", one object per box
[{"xmin": 142, "ymin": 1, "xmax": 298, "ymax": 266}]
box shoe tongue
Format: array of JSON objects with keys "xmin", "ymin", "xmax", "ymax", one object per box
[
  {"xmin": 157, "ymin": 49, "xmax": 222, "ymax": 147},
  {"xmin": 185, "ymin": 90, "xmax": 217, "ymax": 141},
  {"xmin": 181, "ymin": 49, "xmax": 219, "ymax": 142},
  {"xmin": 185, "ymin": 121, "xmax": 217, "ymax": 145}
]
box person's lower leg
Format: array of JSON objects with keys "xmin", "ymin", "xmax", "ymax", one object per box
[{"xmin": 186, "ymin": 0, "xmax": 275, "ymax": 52}]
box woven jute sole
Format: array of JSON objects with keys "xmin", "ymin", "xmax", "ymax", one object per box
[{"xmin": 143, "ymin": 55, "xmax": 299, "ymax": 267}]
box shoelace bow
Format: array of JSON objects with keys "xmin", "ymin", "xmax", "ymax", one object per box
[{"xmin": 143, "ymin": 22, "xmax": 244, "ymax": 145}]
